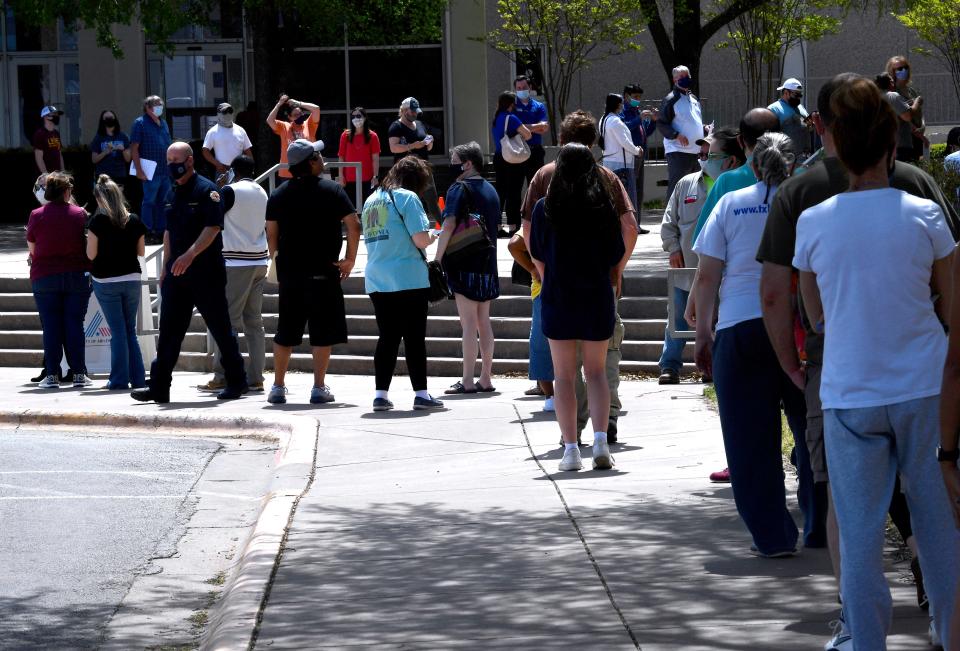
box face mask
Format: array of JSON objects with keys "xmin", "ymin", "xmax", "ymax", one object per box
[
  {"xmin": 702, "ymin": 156, "xmax": 728, "ymax": 180},
  {"xmin": 294, "ymin": 113, "xmax": 310, "ymax": 125},
  {"xmin": 676, "ymin": 76, "xmax": 692, "ymax": 90},
  {"xmin": 152, "ymin": 105, "xmax": 164, "ymax": 118},
  {"xmin": 168, "ymin": 161, "xmax": 188, "ymax": 180},
  {"xmin": 103, "ymin": 118, "xmax": 118, "ymax": 128},
  {"xmin": 895, "ymin": 68, "xmax": 909, "ymax": 81},
  {"xmin": 218, "ymin": 114, "xmax": 233, "ymax": 127},
  {"xmin": 450, "ymin": 163, "xmax": 463, "ymax": 176},
  {"xmin": 34, "ymin": 182, "xmax": 48, "ymax": 206},
  {"xmin": 352, "ymin": 118, "xmax": 365, "ymax": 129},
  {"xmin": 516, "ymin": 90, "xmax": 530, "ymax": 101},
  {"xmin": 787, "ymin": 95, "xmax": 801, "ymax": 108},
  {"xmin": 49, "ymin": 116, "xmax": 60, "ymax": 126},
  {"xmin": 629, "ymin": 98, "xmax": 641, "ymax": 108}
]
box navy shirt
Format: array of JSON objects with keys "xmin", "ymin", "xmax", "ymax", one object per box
[
  {"xmin": 620, "ymin": 104, "xmax": 655, "ymax": 150},
  {"xmin": 91, "ymin": 131, "xmax": 131, "ymax": 181},
  {"xmin": 165, "ymin": 173, "xmax": 224, "ymax": 272},
  {"xmin": 130, "ymin": 113, "xmax": 172, "ymax": 170},
  {"xmin": 492, "ymin": 112, "xmax": 522, "ymax": 154},
  {"xmin": 513, "ymin": 98, "xmax": 548, "ymax": 147},
  {"xmin": 442, "ymin": 176, "xmax": 500, "ymax": 276}
]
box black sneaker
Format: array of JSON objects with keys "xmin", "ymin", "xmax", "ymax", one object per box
[
  {"xmin": 217, "ymin": 385, "xmax": 246, "ymax": 400},
  {"xmin": 607, "ymin": 421, "xmax": 618, "ymax": 444},
  {"xmin": 131, "ymin": 387, "xmax": 170, "ymax": 404},
  {"xmin": 413, "ymin": 395, "xmax": 444, "ymax": 410},
  {"xmin": 658, "ymin": 368, "xmax": 680, "ymax": 385}
]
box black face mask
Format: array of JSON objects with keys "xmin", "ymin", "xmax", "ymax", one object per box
[
  {"xmin": 168, "ymin": 161, "xmax": 189, "ymax": 180},
  {"xmin": 294, "ymin": 113, "xmax": 310, "ymax": 125},
  {"xmin": 48, "ymin": 116, "xmax": 60, "ymax": 126},
  {"xmin": 103, "ymin": 118, "xmax": 118, "ymax": 128},
  {"xmin": 787, "ymin": 96, "xmax": 802, "ymax": 108},
  {"xmin": 450, "ymin": 163, "xmax": 463, "ymax": 176}
]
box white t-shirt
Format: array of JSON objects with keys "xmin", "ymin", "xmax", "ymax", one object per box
[
  {"xmin": 202, "ymin": 124, "xmax": 252, "ymax": 166},
  {"xmin": 793, "ymin": 188, "xmax": 955, "ymax": 410},
  {"xmin": 693, "ymin": 182, "xmax": 774, "ymax": 331}
]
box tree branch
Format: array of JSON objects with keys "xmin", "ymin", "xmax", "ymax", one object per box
[{"xmin": 700, "ymin": 0, "xmax": 771, "ymax": 47}]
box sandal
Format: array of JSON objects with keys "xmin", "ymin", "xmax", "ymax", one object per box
[
  {"xmin": 444, "ymin": 381, "xmax": 477, "ymax": 394},
  {"xmin": 476, "ymin": 383, "xmax": 496, "ymax": 393}
]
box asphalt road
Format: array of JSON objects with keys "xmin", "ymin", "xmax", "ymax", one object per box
[{"xmin": 0, "ymin": 430, "xmax": 221, "ymax": 650}]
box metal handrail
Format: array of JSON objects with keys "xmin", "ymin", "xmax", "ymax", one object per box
[{"xmin": 666, "ymin": 267, "xmax": 697, "ymax": 340}]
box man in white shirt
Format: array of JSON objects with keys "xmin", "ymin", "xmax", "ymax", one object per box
[
  {"xmin": 657, "ymin": 65, "xmax": 704, "ymax": 202},
  {"xmin": 202, "ymin": 103, "xmax": 253, "ymax": 185}
]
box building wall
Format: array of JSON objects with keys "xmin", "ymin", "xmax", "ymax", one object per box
[{"xmin": 77, "ymin": 24, "xmax": 146, "ymax": 144}]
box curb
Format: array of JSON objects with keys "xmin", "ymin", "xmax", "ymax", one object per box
[{"xmin": 0, "ymin": 408, "xmax": 319, "ymax": 651}]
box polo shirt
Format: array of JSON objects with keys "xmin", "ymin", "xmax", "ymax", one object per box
[{"xmin": 513, "ymin": 98, "xmax": 548, "ymax": 147}]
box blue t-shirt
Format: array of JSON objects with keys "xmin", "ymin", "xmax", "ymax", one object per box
[
  {"xmin": 513, "ymin": 98, "xmax": 548, "ymax": 146},
  {"xmin": 91, "ymin": 131, "xmax": 131, "ymax": 180},
  {"xmin": 692, "ymin": 159, "xmax": 758, "ymax": 242},
  {"xmin": 362, "ymin": 188, "xmax": 431, "ymax": 293},
  {"xmin": 492, "ymin": 112, "xmax": 522, "ymax": 154},
  {"xmin": 945, "ymin": 151, "xmax": 960, "ymax": 173},
  {"xmin": 442, "ymin": 176, "xmax": 501, "ymax": 275}
]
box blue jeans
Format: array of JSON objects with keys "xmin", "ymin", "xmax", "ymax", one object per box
[
  {"xmin": 93, "ymin": 280, "xmax": 146, "ymax": 389},
  {"xmin": 713, "ymin": 318, "xmax": 820, "ymax": 554},
  {"xmin": 607, "ymin": 164, "xmax": 638, "ymax": 212},
  {"xmin": 528, "ymin": 295, "xmax": 554, "ymax": 381},
  {"xmin": 825, "ymin": 395, "xmax": 960, "ymax": 650},
  {"xmin": 32, "ymin": 271, "xmax": 91, "ymax": 377},
  {"xmin": 140, "ymin": 173, "xmax": 171, "ymax": 234},
  {"xmin": 658, "ymin": 287, "xmax": 689, "ymax": 372}
]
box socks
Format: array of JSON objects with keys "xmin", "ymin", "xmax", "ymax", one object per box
[
  {"xmin": 414, "ymin": 390, "xmax": 431, "ymax": 399},
  {"xmin": 375, "ymin": 390, "xmax": 389, "ymax": 400},
  {"xmin": 594, "ymin": 431, "xmax": 607, "ymax": 443},
  {"xmin": 564, "ymin": 442, "xmax": 578, "ymax": 451}
]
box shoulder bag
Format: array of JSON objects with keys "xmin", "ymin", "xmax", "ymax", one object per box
[
  {"xmin": 442, "ymin": 181, "xmax": 494, "ymax": 264},
  {"xmin": 500, "ymin": 114, "xmax": 531, "ymax": 164},
  {"xmin": 386, "ymin": 189, "xmax": 451, "ymax": 305}
]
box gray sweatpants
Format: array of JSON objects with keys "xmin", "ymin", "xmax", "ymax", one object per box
[
  {"xmin": 212, "ymin": 264, "xmax": 267, "ymax": 385},
  {"xmin": 824, "ymin": 394, "xmax": 960, "ymax": 649}
]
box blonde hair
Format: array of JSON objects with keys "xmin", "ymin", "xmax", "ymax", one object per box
[
  {"xmin": 93, "ymin": 174, "xmax": 131, "ymax": 228},
  {"xmin": 43, "ymin": 172, "xmax": 73, "ymax": 203}
]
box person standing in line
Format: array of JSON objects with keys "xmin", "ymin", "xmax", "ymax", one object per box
[
  {"xmin": 620, "ymin": 83, "xmax": 657, "ymax": 231},
  {"xmin": 202, "ymin": 103, "xmax": 253, "ymax": 186},
  {"xmin": 888, "ymin": 55, "xmax": 927, "ymax": 161},
  {"xmin": 657, "ymin": 65, "xmax": 703, "ymax": 201},
  {"xmin": 130, "ymin": 95, "xmax": 172, "ymax": 243},
  {"xmin": 658, "ymin": 128, "xmax": 744, "ymax": 386},
  {"xmin": 767, "ymin": 78, "xmax": 812, "ymax": 158},
  {"xmin": 337, "ymin": 107, "xmax": 381, "ymax": 204},
  {"xmin": 90, "ymin": 110, "xmax": 131, "ymax": 191},
  {"xmin": 361, "ymin": 156, "xmax": 444, "ymax": 412},
  {"xmin": 387, "ymin": 97, "xmax": 442, "ymax": 225},
  {"xmin": 197, "ymin": 155, "xmax": 269, "ymax": 394},
  {"xmin": 86, "ymin": 175, "xmax": 147, "ymax": 390},
  {"xmin": 436, "ymin": 141, "xmax": 500, "ymax": 395},
  {"xmin": 508, "ymin": 232, "xmax": 555, "ymax": 412},
  {"xmin": 265, "ymin": 140, "xmax": 361, "ymax": 406},
  {"xmin": 794, "ymin": 77, "xmax": 959, "ymax": 650},
  {"xmin": 33, "ymin": 106, "xmax": 64, "ymax": 177},
  {"xmin": 600, "ymin": 93, "xmax": 643, "ymax": 213},
  {"xmin": 266, "ymin": 94, "xmax": 321, "ymax": 180},
  {"xmin": 529, "ymin": 143, "xmax": 625, "ymax": 472},
  {"xmin": 513, "ymin": 75, "xmax": 550, "ymax": 179},
  {"xmin": 131, "ymin": 142, "xmax": 247, "ymax": 404},
  {"xmin": 492, "ymin": 91, "xmax": 533, "ymax": 238},
  {"xmin": 876, "ymin": 72, "xmax": 925, "ymax": 165},
  {"xmin": 521, "ymin": 110, "xmax": 638, "ymax": 445},
  {"xmin": 26, "ymin": 172, "xmax": 92, "ymax": 389}
]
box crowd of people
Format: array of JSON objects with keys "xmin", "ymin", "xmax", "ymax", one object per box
[{"xmin": 22, "ymin": 59, "xmax": 960, "ymax": 649}]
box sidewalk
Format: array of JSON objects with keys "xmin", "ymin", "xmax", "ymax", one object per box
[{"xmin": 2, "ymin": 368, "xmax": 932, "ymax": 649}]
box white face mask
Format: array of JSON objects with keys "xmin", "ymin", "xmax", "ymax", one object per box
[
  {"xmin": 352, "ymin": 118, "xmax": 364, "ymax": 129},
  {"xmin": 152, "ymin": 105, "xmax": 164, "ymax": 118},
  {"xmin": 34, "ymin": 181, "xmax": 48, "ymax": 206},
  {"xmin": 218, "ymin": 114, "xmax": 233, "ymax": 127}
]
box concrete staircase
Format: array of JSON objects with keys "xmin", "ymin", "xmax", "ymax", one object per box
[{"xmin": 0, "ymin": 273, "xmax": 693, "ymax": 377}]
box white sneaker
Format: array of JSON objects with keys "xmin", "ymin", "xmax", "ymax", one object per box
[
  {"xmin": 592, "ymin": 438, "xmax": 614, "ymax": 470},
  {"xmin": 543, "ymin": 397, "xmax": 555, "ymax": 412},
  {"xmin": 72, "ymin": 373, "xmax": 93, "ymax": 388},
  {"xmin": 824, "ymin": 613, "xmax": 853, "ymax": 651},
  {"xmin": 929, "ymin": 618, "xmax": 941, "ymax": 647},
  {"xmin": 558, "ymin": 446, "xmax": 583, "ymax": 471},
  {"xmin": 38, "ymin": 375, "xmax": 59, "ymax": 389}
]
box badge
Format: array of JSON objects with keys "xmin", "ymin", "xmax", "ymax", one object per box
[{"xmin": 210, "ymin": 191, "xmax": 221, "ymax": 203}]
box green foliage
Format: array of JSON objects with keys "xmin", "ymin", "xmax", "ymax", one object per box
[
  {"xmin": 919, "ymin": 144, "xmax": 960, "ymax": 210},
  {"xmin": 279, "ymin": 0, "xmax": 446, "ymax": 46},
  {"xmin": 896, "ymin": 0, "xmax": 960, "ymax": 104},
  {"xmin": 486, "ymin": 0, "xmax": 646, "ymax": 137}
]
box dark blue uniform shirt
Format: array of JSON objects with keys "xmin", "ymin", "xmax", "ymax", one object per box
[{"xmin": 165, "ymin": 173, "xmax": 224, "ymax": 272}]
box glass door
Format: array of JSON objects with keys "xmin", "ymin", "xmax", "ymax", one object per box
[{"xmin": 8, "ymin": 56, "xmax": 80, "ymax": 148}]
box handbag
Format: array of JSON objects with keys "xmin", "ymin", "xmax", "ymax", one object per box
[
  {"xmin": 499, "ymin": 114, "xmax": 530, "ymax": 164},
  {"xmin": 386, "ymin": 189, "xmax": 451, "ymax": 305},
  {"xmin": 443, "ymin": 181, "xmax": 494, "ymax": 264}
]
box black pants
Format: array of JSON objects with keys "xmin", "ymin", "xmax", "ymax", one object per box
[
  {"xmin": 370, "ymin": 288, "xmax": 429, "ymax": 391},
  {"xmin": 150, "ymin": 266, "xmax": 246, "ymax": 393},
  {"xmin": 494, "ymin": 152, "xmax": 527, "ymax": 229},
  {"xmin": 634, "ymin": 155, "xmax": 645, "ymax": 210}
]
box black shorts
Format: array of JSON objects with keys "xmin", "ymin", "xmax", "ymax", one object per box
[{"xmin": 275, "ymin": 277, "xmax": 348, "ymax": 347}]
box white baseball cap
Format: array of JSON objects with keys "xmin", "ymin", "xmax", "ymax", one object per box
[{"xmin": 777, "ymin": 78, "xmax": 803, "ymax": 91}]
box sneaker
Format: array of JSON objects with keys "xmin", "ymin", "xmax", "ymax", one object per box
[
  {"xmin": 911, "ymin": 557, "xmax": 929, "ymax": 611},
  {"xmin": 38, "ymin": 375, "xmax": 60, "ymax": 389},
  {"xmin": 709, "ymin": 467, "xmax": 731, "ymax": 482},
  {"xmin": 217, "ymin": 385, "xmax": 245, "ymax": 400},
  {"xmin": 559, "ymin": 446, "xmax": 583, "ymax": 471},
  {"xmin": 72, "ymin": 373, "xmax": 93, "ymax": 388},
  {"xmin": 247, "ymin": 382, "xmax": 264, "ymax": 392},
  {"xmin": 607, "ymin": 421, "xmax": 618, "ymax": 444},
  {"xmin": 197, "ymin": 378, "xmax": 227, "ymax": 392},
  {"xmin": 929, "ymin": 618, "xmax": 941, "ymax": 647},
  {"xmin": 310, "ymin": 385, "xmax": 335, "ymax": 404},
  {"xmin": 130, "ymin": 387, "xmax": 170, "ymax": 404},
  {"xmin": 592, "ymin": 438, "xmax": 614, "ymax": 470},
  {"xmin": 372, "ymin": 397, "xmax": 394, "ymax": 411},
  {"xmin": 525, "ymin": 384, "xmax": 545, "ymax": 396},
  {"xmin": 824, "ymin": 612, "xmax": 853, "ymax": 651},
  {"xmin": 658, "ymin": 368, "xmax": 680, "ymax": 385},
  {"xmin": 543, "ymin": 396, "xmax": 555, "ymax": 412},
  {"xmin": 31, "ymin": 368, "xmax": 46, "ymax": 383},
  {"xmin": 413, "ymin": 395, "xmax": 444, "ymax": 410},
  {"xmin": 267, "ymin": 384, "xmax": 287, "ymax": 404},
  {"xmin": 749, "ymin": 544, "xmax": 797, "ymax": 558}
]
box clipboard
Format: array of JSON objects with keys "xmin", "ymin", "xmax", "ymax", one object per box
[{"xmin": 130, "ymin": 158, "xmax": 158, "ymax": 181}]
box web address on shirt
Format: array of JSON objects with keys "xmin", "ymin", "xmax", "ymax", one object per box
[{"xmin": 731, "ymin": 204, "xmax": 769, "ymax": 216}]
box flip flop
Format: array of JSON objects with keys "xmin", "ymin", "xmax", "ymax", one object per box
[
  {"xmin": 476, "ymin": 383, "xmax": 497, "ymax": 393},
  {"xmin": 444, "ymin": 381, "xmax": 477, "ymax": 395}
]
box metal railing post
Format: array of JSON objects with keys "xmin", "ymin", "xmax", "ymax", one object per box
[{"xmin": 666, "ymin": 267, "xmax": 697, "ymax": 340}]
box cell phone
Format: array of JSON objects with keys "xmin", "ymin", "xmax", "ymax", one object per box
[{"xmin": 424, "ymin": 135, "xmax": 434, "ymax": 144}]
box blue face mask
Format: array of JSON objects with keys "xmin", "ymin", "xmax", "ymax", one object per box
[
  {"xmin": 516, "ymin": 90, "xmax": 530, "ymax": 101},
  {"xmin": 152, "ymin": 105, "xmax": 164, "ymax": 118},
  {"xmin": 701, "ymin": 155, "xmax": 729, "ymax": 180},
  {"xmin": 895, "ymin": 68, "xmax": 909, "ymax": 81},
  {"xmin": 676, "ymin": 76, "xmax": 692, "ymax": 90},
  {"xmin": 629, "ymin": 98, "xmax": 641, "ymax": 108}
]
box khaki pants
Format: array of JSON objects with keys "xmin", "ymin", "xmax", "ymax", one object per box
[
  {"xmin": 212, "ymin": 264, "xmax": 267, "ymax": 385},
  {"xmin": 575, "ymin": 309, "xmax": 624, "ymax": 433}
]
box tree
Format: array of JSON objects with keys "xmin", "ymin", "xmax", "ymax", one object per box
[
  {"xmin": 485, "ymin": 0, "xmax": 646, "ymax": 138},
  {"xmin": 715, "ymin": 0, "xmax": 841, "ymax": 106},
  {"xmin": 896, "ymin": 0, "xmax": 960, "ymax": 105}
]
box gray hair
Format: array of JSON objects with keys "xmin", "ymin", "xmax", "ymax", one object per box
[
  {"xmin": 450, "ymin": 141, "xmax": 484, "ymax": 170},
  {"xmin": 752, "ymin": 133, "xmax": 795, "ymax": 190},
  {"xmin": 143, "ymin": 95, "xmax": 162, "ymax": 109},
  {"xmin": 672, "ymin": 65, "xmax": 690, "ymax": 79}
]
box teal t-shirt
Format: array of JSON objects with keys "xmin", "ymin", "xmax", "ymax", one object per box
[
  {"xmin": 362, "ymin": 187, "xmax": 431, "ymax": 293},
  {"xmin": 692, "ymin": 158, "xmax": 758, "ymax": 242}
]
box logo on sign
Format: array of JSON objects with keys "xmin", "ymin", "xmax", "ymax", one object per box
[{"xmin": 84, "ymin": 310, "xmax": 112, "ymax": 341}]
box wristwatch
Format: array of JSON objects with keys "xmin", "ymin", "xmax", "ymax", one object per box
[{"xmin": 937, "ymin": 446, "xmax": 960, "ymax": 463}]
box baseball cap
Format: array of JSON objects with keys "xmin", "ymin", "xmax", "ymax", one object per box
[
  {"xmin": 401, "ymin": 97, "xmax": 422, "ymax": 114},
  {"xmin": 286, "ymin": 138, "xmax": 325, "ymax": 166},
  {"xmin": 40, "ymin": 106, "xmax": 63, "ymax": 118},
  {"xmin": 947, "ymin": 126, "xmax": 960, "ymax": 148},
  {"xmin": 777, "ymin": 78, "xmax": 803, "ymax": 91},
  {"xmin": 217, "ymin": 102, "xmax": 234, "ymax": 114}
]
